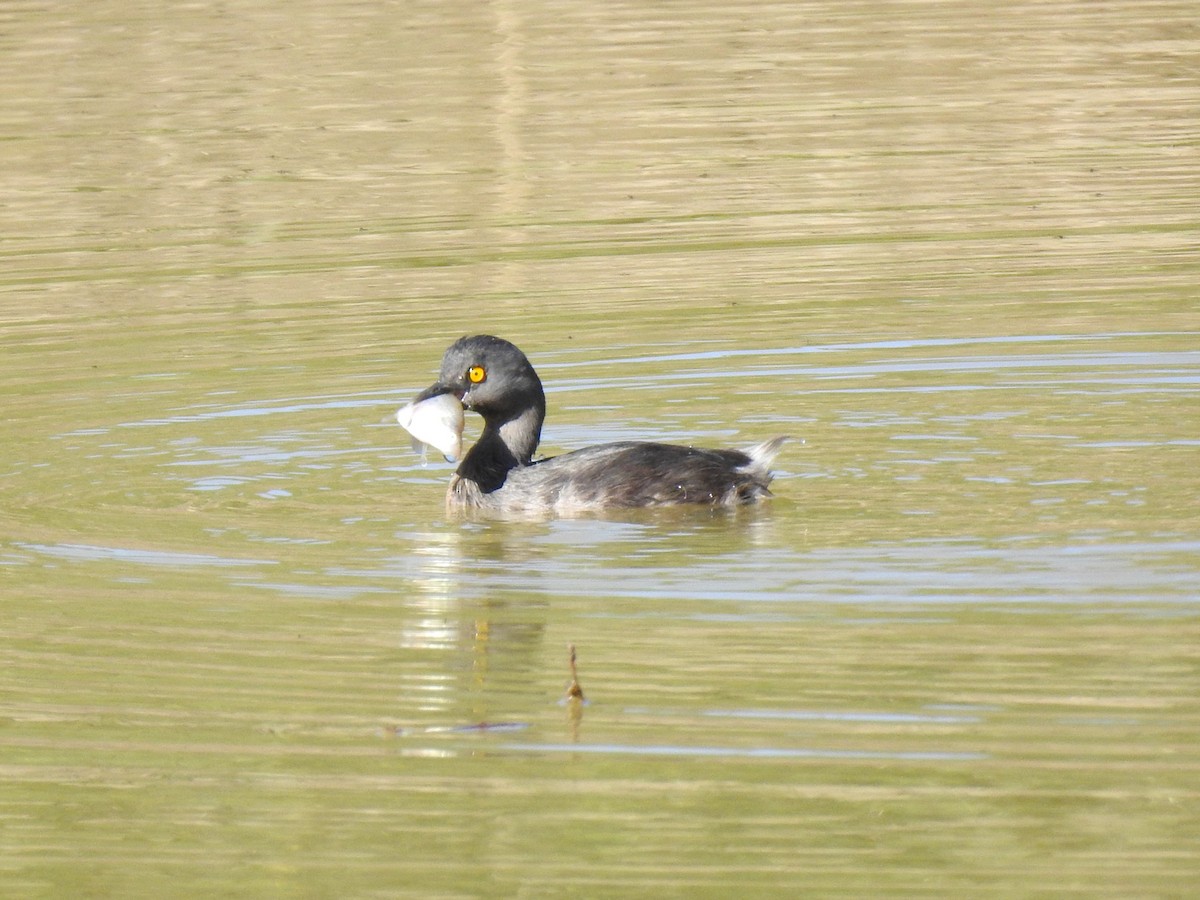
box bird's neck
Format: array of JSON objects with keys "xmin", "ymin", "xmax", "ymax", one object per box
[
  {"xmin": 457, "ymin": 404, "xmax": 543, "ymax": 494},
  {"xmin": 496, "ymin": 404, "xmax": 543, "ymax": 464}
]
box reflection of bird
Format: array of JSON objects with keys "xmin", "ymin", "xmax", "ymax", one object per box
[{"xmin": 411, "ymin": 335, "xmax": 787, "ymax": 513}]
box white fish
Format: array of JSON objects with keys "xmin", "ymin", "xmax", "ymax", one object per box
[{"xmin": 396, "ymin": 392, "xmax": 464, "ymax": 463}]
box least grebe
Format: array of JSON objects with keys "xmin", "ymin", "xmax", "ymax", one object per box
[{"xmin": 409, "ymin": 335, "xmax": 786, "ymax": 513}]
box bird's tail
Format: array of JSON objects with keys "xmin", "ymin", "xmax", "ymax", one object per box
[{"xmin": 745, "ymin": 436, "xmax": 790, "ymax": 473}]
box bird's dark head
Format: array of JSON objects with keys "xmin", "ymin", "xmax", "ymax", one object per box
[{"xmin": 415, "ymin": 334, "xmax": 545, "ymax": 425}]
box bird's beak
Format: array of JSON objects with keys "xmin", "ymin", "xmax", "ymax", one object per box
[{"xmin": 413, "ymin": 380, "xmax": 466, "ymax": 405}]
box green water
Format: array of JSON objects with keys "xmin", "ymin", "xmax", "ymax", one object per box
[{"xmin": 2, "ymin": 0, "xmax": 1198, "ymax": 896}]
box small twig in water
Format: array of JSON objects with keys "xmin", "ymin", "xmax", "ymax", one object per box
[{"xmin": 566, "ymin": 643, "xmax": 584, "ymax": 702}]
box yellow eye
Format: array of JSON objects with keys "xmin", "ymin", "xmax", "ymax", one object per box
[{"xmin": 468, "ymin": 365, "xmax": 486, "ymax": 384}]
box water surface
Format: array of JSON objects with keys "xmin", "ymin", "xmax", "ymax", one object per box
[{"xmin": 2, "ymin": 0, "xmax": 1198, "ymax": 896}]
